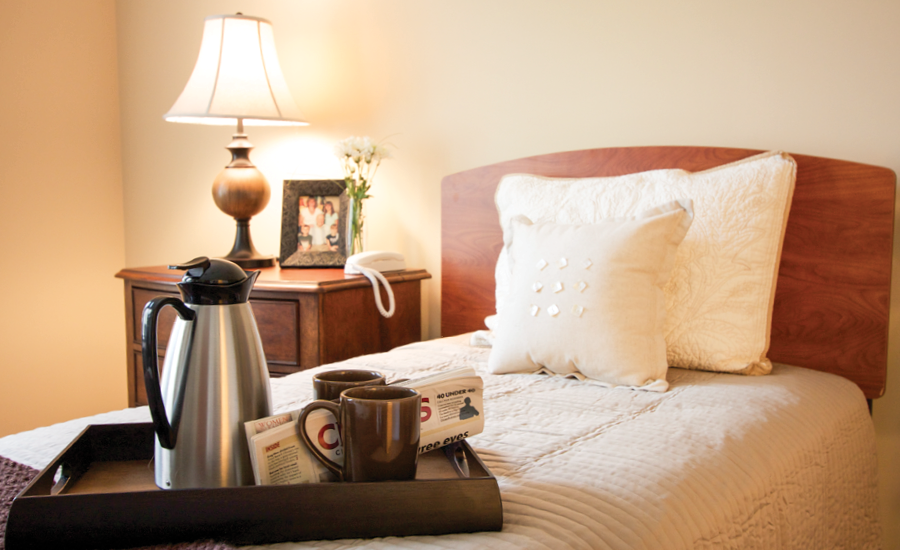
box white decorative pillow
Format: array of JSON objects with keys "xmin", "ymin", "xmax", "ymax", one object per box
[
  {"xmin": 492, "ymin": 151, "xmax": 797, "ymax": 375},
  {"xmin": 488, "ymin": 200, "xmax": 694, "ymax": 392}
]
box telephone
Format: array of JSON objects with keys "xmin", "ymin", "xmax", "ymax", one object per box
[{"xmin": 345, "ymin": 251, "xmax": 407, "ymax": 318}]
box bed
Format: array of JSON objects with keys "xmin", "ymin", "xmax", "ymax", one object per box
[{"xmin": 0, "ymin": 146, "xmax": 894, "ymax": 549}]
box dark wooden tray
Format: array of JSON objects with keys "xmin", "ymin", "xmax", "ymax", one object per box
[{"xmin": 5, "ymin": 423, "xmax": 502, "ymax": 549}]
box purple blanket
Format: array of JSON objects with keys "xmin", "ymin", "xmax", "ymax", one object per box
[
  {"xmin": 0, "ymin": 455, "xmax": 236, "ymax": 550},
  {"xmin": 0, "ymin": 456, "xmax": 36, "ymax": 550}
]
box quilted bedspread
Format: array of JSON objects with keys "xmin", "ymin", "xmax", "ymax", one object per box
[{"xmin": 0, "ymin": 335, "xmax": 881, "ymax": 549}]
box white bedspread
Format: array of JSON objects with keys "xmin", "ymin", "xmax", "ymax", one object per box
[{"xmin": 0, "ymin": 335, "xmax": 881, "ymax": 549}]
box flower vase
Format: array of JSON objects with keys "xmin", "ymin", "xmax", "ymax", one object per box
[{"xmin": 347, "ymin": 197, "xmax": 366, "ymax": 256}]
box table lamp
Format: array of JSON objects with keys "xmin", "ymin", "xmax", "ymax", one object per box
[{"xmin": 164, "ymin": 13, "xmax": 307, "ymax": 268}]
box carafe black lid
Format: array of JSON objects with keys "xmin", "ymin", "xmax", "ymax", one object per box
[
  {"xmin": 169, "ymin": 257, "xmax": 259, "ymax": 305},
  {"xmin": 171, "ymin": 257, "xmax": 248, "ymax": 285}
]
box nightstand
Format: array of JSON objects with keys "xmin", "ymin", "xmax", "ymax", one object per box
[{"xmin": 116, "ymin": 265, "xmax": 431, "ymax": 407}]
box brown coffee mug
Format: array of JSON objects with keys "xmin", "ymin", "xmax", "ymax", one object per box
[
  {"xmin": 299, "ymin": 386, "xmax": 421, "ymax": 482},
  {"xmin": 312, "ymin": 369, "xmax": 385, "ymax": 401}
]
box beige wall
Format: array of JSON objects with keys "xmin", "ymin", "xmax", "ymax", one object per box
[
  {"xmin": 0, "ymin": 1, "xmax": 125, "ymax": 436},
  {"xmin": 2, "ymin": 0, "xmax": 898, "ymax": 545}
]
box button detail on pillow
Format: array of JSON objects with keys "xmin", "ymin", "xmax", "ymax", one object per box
[{"xmin": 488, "ymin": 199, "xmax": 694, "ymax": 392}]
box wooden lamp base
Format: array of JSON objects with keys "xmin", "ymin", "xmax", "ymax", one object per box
[
  {"xmin": 222, "ymin": 218, "xmax": 276, "ymax": 268},
  {"xmin": 212, "ymin": 133, "xmax": 276, "ymax": 268}
]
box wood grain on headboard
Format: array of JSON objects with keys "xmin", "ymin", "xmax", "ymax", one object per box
[{"xmin": 441, "ymin": 147, "xmax": 895, "ymax": 399}]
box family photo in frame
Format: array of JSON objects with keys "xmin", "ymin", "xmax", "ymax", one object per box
[{"xmin": 279, "ymin": 180, "xmax": 350, "ymax": 267}]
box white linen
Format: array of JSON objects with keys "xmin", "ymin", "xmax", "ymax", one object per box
[{"xmin": 0, "ymin": 335, "xmax": 880, "ymax": 550}]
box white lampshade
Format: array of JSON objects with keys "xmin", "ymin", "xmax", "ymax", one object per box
[{"xmin": 164, "ymin": 14, "xmax": 307, "ymax": 127}]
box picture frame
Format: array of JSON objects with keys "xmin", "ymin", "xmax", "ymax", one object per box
[{"xmin": 279, "ymin": 179, "xmax": 350, "ymax": 268}]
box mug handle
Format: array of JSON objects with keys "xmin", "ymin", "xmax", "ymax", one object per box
[{"xmin": 298, "ymin": 400, "xmax": 343, "ymax": 479}]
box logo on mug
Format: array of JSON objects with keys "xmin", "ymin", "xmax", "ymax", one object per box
[{"xmin": 317, "ymin": 423, "xmax": 342, "ymax": 451}]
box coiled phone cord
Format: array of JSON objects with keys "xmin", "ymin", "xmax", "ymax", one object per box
[{"xmin": 355, "ymin": 265, "xmax": 396, "ymax": 318}]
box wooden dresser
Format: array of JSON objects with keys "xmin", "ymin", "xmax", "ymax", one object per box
[{"xmin": 116, "ymin": 265, "xmax": 431, "ymax": 407}]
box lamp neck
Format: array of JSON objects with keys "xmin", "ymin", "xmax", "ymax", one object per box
[
  {"xmin": 225, "ymin": 133, "xmax": 256, "ymax": 169},
  {"xmin": 236, "ymin": 117, "xmax": 244, "ymax": 134}
]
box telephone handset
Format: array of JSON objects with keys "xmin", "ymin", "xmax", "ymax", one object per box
[{"xmin": 345, "ymin": 251, "xmax": 406, "ymax": 318}]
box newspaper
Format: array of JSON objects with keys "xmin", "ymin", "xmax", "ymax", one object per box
[
  {"xmin": 396, "ymin": 366, "xmax": 485, "ymax": 454},
  {"xmin": 245, "ymin": 366, "xmax": 484, "ymax": 484},
  {"xmin": 244, "ymin": 409, "xmax": 339, "ymax": 485}
]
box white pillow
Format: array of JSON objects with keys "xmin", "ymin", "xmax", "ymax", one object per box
[
  {"xmin": 488, "ymin": 200, "xmax": 694, "ymax": 392},
  {"xmin": 492, "ymin": 151, "xmax": 797, "ymax": 375}
]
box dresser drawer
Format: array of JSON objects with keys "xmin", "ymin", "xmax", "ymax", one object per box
[
  {"xmin": 131, "ymin": 298, "xmax": 299, "ymax": 406},
  {"xmin": 250, "ymin": 299, "xmax": 298, "ymax": 365},
  {"xmin": 119, "ymin": 266, "xmax": 430, "ymax": 407},
  {"xmin": 131, "ymin": 287, "xmax": 298, "ymax": 367},
  {"xmin": 131, "ymin": 288, "xmax": 179, "ymax": 345}
]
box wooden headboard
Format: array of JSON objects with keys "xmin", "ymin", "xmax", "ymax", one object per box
[{"xmin": 441, "ymin": 146, "xmax": 895, "ymax": 399}]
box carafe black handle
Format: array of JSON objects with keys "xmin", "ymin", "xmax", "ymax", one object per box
[{"xmin": 141, "ymin": 296, "xmax": 196, "ymax": 450}]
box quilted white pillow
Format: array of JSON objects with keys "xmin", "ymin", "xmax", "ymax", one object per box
[
  {"xmin": 492, "ymin": 150, "xmax": 797, "ymax": 375},
  {"xmin": 488, "ymin": 200, "xmax": 693, "ymax": 391}
]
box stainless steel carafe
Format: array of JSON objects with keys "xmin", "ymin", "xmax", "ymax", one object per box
[{"xmin": 141, "ymin": 257, "xmax": 272, "ymax": 489}]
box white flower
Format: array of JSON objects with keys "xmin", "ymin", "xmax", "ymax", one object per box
[
  {"xmin": 371, "ymin": 143, "xmax": 392, "ymax": 161},
  {"xmin": 335, "ymin": 136, "xmax": 392, "ymax": 190},
  {"xmin": 334, "ymin": 138, "xmax": 355, "ymax": 158}
]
